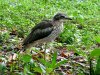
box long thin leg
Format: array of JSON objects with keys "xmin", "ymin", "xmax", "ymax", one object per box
[{"xmin": 44, "ymin": 43, "xmax": 46, "ymax": 60}]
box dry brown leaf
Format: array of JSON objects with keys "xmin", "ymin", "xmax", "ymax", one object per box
[
  {"xmin": 16, "ymin": 43, "xmax": 23, "ymax": 50},
  {"xmin": 32, "ymin": 51, "xmax": 45, "ymax": 61},
  {"xmin": 61, "ymin": 51, "xmax": 70, "ymax": 58}
]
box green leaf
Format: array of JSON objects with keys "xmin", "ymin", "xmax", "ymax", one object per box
[
  {"xmin": 24, "ymin": 65, "xmax": 30, "ymax": 74},
  {"xmin": 0, "ymin": 63, "xmax": 6, "ymax": 71},
  {"xmin": 33, "ymin": 63, "xmax": 46, "ymax": 74},
  {"xmin": 95, "ymin": 57, "xmax": 100, "ymax": 75},
  {"xmin": 46, "ymin": 68, "xmax": 53, "ymax": 73},
  {"xmin": 90, "ymin": 48, "xmax": 100, "ymax": 57},
  {"xmin": 33, "ymin": 67, "xmax": 43, "ymax": 73},
  {"xmin": 39, "ymin": 58, "xmax": 51, "ymax": 67},
  {"xmin": 39, "ymin": 63, "xmax": 46, "ymax": 73},
  {"xmin": 54, "ymin": 59, "xmax": 67, "ymax": 69},
  {"xmin": 21, "ymin": 54, "xmax": 32, "ymax": 62},
  {"xmin": 95, "ymin": 36, "xmax": 100, "ymax": 43},
  {"xmin": 50, "ymin": 52, "xmax": 57, "ymax": 68}
]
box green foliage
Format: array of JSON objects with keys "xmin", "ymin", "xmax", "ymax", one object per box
[
  {"xmin": 0, "ymin": 32, "xmax": 10, "ymax": 43},
  {"xmin": 21, "ymin": 54, "xmax": 32, "ymax": 63},
  {"xmin": 95, "ymin": 57, "xmax": 100, "ymax": 75},
  {"xmin": 36, "ymin": 52, "xmax": 67, "ymax": 74},
  {"xmin": 0, "ymin": 0, "xmax": 99, "ymax": 40},
  {"xmin": 59, "ymin": 23, "xmax": 75, "ymax": 44},
  {"xmin": 89, "ymin": 49, "xmax": 100, "ymax": 75},
  {"xmin": 95, "ymin": 36, "xmax": 100, "ymax": 43},
  {"xmin": 90, "ymin": 48, "xmax": 100, "ymax": 58},
  {"xmin": 0, "ymin": 63, "xmax": 6, "ymax": 72}
]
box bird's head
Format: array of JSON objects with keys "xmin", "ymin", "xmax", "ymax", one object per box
[{"xmin": 53, "ymin": 13, "xmax": 72, "ymax": 21}]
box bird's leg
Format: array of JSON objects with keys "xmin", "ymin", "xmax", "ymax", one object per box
[
  {"xmin": 49, "ymin": 41, "xmax": 55, "ymax": 54},
  {"xmin": 43, "ymin": 43, "xmax": 47, "ymax": 60},
  {"xmin": 44, "ymin": 43, "xmax": 46, "ymax": 60}
]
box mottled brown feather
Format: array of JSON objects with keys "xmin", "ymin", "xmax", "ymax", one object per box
[{"xmin": 23, "ymin": 20, "xmax": 53, "ymax": 46}]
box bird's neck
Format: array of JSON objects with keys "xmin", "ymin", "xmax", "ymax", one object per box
[
  {"xmin": 52, "ymin": 19, "xmax": 64, "ymax": 33},
  {"xmin": 52, "ymin": 19, "xmax": 64, "ymax": 26}
]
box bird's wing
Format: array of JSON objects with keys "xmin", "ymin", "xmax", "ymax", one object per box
[{"xmin": 23, "ymin": 20, "xmax": 53, "ymax": 46}]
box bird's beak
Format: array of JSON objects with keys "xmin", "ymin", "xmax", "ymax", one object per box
[{"xmin": 65, "ymin": 16, "xmax": 72, "ymax": 20}]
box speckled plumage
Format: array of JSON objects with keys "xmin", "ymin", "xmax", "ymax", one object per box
[{"xmin": 23, "ymin": 13, "xmax": 72, "ymax": 49}]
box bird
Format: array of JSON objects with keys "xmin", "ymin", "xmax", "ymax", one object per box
[{"xmin": 22, "ymin": 13, "xmax": 72, "ymax": 51}]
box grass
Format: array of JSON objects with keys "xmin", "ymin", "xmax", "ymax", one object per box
[
  {"xmin": 0, "ymin": 0, "xmax": 99, "ymax": 40},
  {"xmin": 0, "ymin": 0, "xmax": 100, "ymax": 74}
]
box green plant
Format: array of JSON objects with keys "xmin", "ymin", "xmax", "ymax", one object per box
[
  {"xmin": 90, "ymin": 48, "xmax": 100, "ymax": 75},
  {"xmin": 0, "ymin": 32, "xmax": 10, "ymax": 43},
  {"xmin": 33, "ymin": 52, "xmax": 67, "ymax": 75}
]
